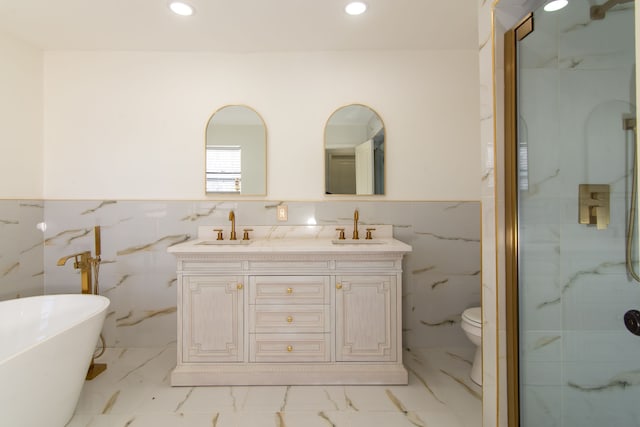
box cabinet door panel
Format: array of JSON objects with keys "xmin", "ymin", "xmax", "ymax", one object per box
[
  {"xmin": 183, "ymin": 276, "xmax": 244, "ymax": 362},
  {"xmin": 336, "ymin": 275, "xmax": 396, "ymax": 361}
]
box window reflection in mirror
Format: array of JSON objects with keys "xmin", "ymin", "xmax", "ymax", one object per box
[
  {"xmin": 205, "ymin": 105, "xmax": 266, "ymax": 195},
  {"xmin": 325, "ymin": 104, "xmax": 384, "ymax": 195}
]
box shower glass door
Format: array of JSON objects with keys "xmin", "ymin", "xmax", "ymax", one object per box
[{"xmin": 516, "ymin": 0, "xmax": 637, "ymax": 425}]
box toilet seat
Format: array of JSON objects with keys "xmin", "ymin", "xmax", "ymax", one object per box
[{"xmin": 462, "ymin": 307, "xmax": 482, "ymax": 326}]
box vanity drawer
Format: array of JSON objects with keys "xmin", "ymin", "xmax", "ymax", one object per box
[
  {"xmin": 249, "ymin": 305, "xmax": 329, "ymax": 333},
  {"xmin": 249, "ymin": 276, "xmax": 330, "ymax": 304},
  {"xmin": 249, "ymin": 333, "xmax": 330, "ymax": 362}
]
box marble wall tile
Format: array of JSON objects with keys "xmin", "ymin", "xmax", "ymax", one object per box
[
  {"xmin": 41, "ymin": 200, "xmax": 481, "ymax": 351},
  {"xmin": 0, "ymin": 200, "xmax": 44, "ymax": 300},
  {"xmin": 520, "ymin": 385, "xmax": 562, "ymax": 427}
]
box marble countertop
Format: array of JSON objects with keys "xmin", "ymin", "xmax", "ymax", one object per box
[{"xmin": 167, "ymin": 225, "xmax": 412, "ymax": 254}]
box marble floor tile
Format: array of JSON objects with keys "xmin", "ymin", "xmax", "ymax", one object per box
[{"xmin": 67, "ymin": 347, "xmax": 482, "ymax": 427}]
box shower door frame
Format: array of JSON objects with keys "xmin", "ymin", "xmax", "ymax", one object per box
[{"xmin": 504, "ymin": 12, "xmax": 534, "ymax": 427}]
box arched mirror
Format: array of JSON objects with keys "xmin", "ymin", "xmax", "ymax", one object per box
[
  {"xmin": 324, "ymin": 104, "xmax": 384, "ymax": 195},
  {"xmin": 205, "ymin": 105, "xmax": 266, "ymax": 195}
]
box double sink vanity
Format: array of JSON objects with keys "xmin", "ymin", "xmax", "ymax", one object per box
[
  {"xmin": 190, "ymin": 100, "xmax": 405, "ymax": 385},
  {"xmin": 168, "ymin": 220, "xmax": 411, "ymax": 386}
]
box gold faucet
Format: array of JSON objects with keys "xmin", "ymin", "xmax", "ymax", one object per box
[
  {"xmin": 57, "ymin": 226, "xmax": 107, "ymax": 380},
  {"xmin": 353, "ymin": 209, "xmax": 360, "ymax": 240},
  {"xmin": 56, "ymin": 226, "xmax": 102, "ymax": 295},
  {"xmin": 229, "ymin": 210, "xmax": 237, "ymax": 240},
  {"xmin": 57, "ymin": 251, "xmax": 93, "ymax": 294}
]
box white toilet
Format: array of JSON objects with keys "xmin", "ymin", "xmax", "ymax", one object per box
[{"xmin": 461, "ymin": 306, "xmax": 482, "ymax": 386}]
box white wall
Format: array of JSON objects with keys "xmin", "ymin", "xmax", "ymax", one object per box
[
  {"xmin": 0, "ymin": 32, "xmax": 43, "ymax": 198},
  {"xmin": 43, "ymin": 50, "xmax": 480, "ymax": 201}
]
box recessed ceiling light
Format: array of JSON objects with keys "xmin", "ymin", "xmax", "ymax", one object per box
[
  {"xmin": 169, "ymin": 2, "xmax": 194, "ymax": 16},
  {"xmin": 543, "ymin": 0, "xmax": 568, "ymax": 12},
  {"xmin": 345, "ymin": 2, "xmax": 367, "ymax": 16}
]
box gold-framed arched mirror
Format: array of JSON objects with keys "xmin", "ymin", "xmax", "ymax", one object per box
[
  {"xmin": 324, "ymin": 104, "xmax": 385, "ymax": 195},
  {"xmin": 205, "ymin": 105, "xmax": 267, "ymax": 195}
]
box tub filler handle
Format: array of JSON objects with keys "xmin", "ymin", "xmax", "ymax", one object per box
[{"xmin": 57, "ymin": 251, "xmax": 94, "ymax": 295}]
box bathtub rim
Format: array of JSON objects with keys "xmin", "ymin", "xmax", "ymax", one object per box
[{"xmin": 0, "ymin": 293, "xmax": 110, "ymax": 366}]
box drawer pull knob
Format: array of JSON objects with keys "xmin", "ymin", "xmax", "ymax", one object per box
[
  {"xmin": 287, "ymin": 316, "xmax": 293, "ymax": 323},
  {"xmin": 287, "ymin": 287, "xmax": 293, "ymax": 294},
  {"xmin": 237, "ymin": 283, "xmax": 243, "ymax": 290},
  {"xmin": 336, "ymin": 283, "xmax": 342, "ymax": 289},
  {"xmin": 287, "ymin": 345, "xmax": 293, "ymax": 352}
]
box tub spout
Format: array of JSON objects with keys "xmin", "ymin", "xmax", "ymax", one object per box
[
  {"xmin": 57, "ymin": 251, "xmax": 93, "ymax": 294},
  {"xmin": 57, "ymin": 251, "xmax": 91, "ymax": 267}
]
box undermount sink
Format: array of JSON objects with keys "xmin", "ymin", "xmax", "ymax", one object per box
[
  {"xmin": 331, "ymin": 239, "xmax": 386, "ymax": 245},
  {"xmin": 197, "ymin": 240, "xmax": 252, "ymax": 246}
]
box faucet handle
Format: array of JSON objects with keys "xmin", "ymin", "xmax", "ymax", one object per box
[
  {"xmin": 365, "ymin": 228, "xmax": 376, "ymax": 240},
  {"xmin": 335, "ymin": 227, "xmax": 346, "ymax": 240},
  {"xmin": 243, "ymin": 228, "xmax": 253, "ymax": 241},
  {"xmin": 214, "ymin": 228, "xmax": 224, "ymax": 240}
]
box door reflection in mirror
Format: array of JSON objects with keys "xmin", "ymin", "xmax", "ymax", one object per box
[
  {"xmin": 325, "ymin": 104, "xmax": 384, "ymax": 195},
  {"xmin": 205, "ymin": 105, "xmax": 267, "ymax": 195}
]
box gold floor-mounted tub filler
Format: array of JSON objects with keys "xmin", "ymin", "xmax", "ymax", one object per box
[{"xmin": 57, "ymin": 225, "xmax": 107, "ymax": 380}]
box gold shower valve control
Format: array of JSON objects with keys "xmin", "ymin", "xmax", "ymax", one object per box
[{"xmin": 579, "ymin": 184, "xmax": 610, "ymax": 230}]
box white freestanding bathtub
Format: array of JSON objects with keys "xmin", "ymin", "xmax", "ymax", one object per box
[{"xmin": 0, "ymin": 294, "xmax": 110, "ymax": 427}]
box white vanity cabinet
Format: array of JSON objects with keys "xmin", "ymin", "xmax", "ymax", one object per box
[{"xmin": 168, "ymin": 225, "xmax": 411, "ymax": 386}]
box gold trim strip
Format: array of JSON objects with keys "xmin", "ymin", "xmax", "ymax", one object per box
[
  {"xmin": 515, "ymin": 13, "xmax": 534, "ymax": 41},
  {"xmin": 491, "ymin": 3, "xmax": 536, "ymax": 425},
  {"xmin": 490, "ymin": 2, "xmax": 501, "ymax": 425},
  {"xmin": 504, "ymin": 26, "xmax": 520, "ymax": 427},
  {"xmin": 505, "ymin": 11, "xmax": 533, "ymax": 427}
]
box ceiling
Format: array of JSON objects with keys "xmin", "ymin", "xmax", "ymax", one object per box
[{"xmin": 0, "ymin": 0, "xmax": 478, "ymax": 52}]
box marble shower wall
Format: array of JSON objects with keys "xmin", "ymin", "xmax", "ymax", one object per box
[
  {"xmin": 517, "ymin": 2, "xmax": 638, "ymax": 425},
  {"xmin": 0, "ymin": 200, "xmax": 44, "ymax": 300},
  {"xmin": 42, "ymin": 200, "xmax": 480, "ymax": 350}
]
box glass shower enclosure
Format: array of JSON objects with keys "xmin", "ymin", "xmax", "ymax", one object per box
[{"xmin": 515, "ymin": 0, "xmax": 637, "ymax": 425}]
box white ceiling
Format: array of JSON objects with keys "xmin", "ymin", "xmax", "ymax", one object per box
[{"xmin": 0, "ymin": 0, "xmax": 478, "ymax": 52}]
